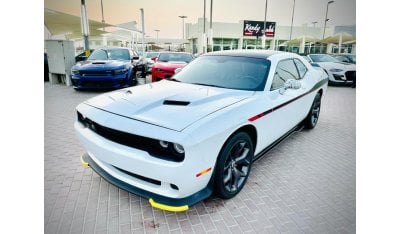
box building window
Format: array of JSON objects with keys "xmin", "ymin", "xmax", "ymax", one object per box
[{"xmin": 212, "ymin": 38, "xmax": 238, "ymax": 51}]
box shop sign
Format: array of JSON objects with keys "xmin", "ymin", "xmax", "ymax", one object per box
[{"xmin": 243, "ymin": 20, "xmax": 276, "ymax": 37}]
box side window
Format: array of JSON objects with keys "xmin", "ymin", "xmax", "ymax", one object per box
[
  {"xmin": 336, "ymin": 56, "xmax": 349, "ymax": 63},
  {"xmin": 128, "ymin": 49, "xmax": 134, "ymax": 59},
  {"xmin": 294, "ymin": 59, "xmax": 308, "ymax": 79},
  {"xmin": 270, "ymin": 59, "xmax": 300, "ymax": 90}
]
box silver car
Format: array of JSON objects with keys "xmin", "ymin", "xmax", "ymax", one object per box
[
  {"xmin": 144, "ymin": 52, "xmax": 160, "ymax": 73},
  {"xmin": 305, "ymin": 54, "xmax": 356, "ymax": 86}
]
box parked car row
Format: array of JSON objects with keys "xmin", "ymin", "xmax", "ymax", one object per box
[{"xmin": 69, "ymin": 47, "xmax": 355, "ymax": 90}]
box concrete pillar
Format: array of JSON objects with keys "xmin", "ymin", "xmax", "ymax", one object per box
[
  {"xmin": 327, "ymin": 43, "xmax": 333, "ymax": 54},
  {"xmin": 270, "ymin": 39, "xmax": 275, "ymax": 50},
  {"xmin": 239, "ymin": 37, "xmax": 243, "ymax": 49},
  {"xmin": 299, "ymin": 36, "xmax": 305, "ymax": 54},
  {"xmin": 261, "ymin": 35, "xmax": 266, "ymax": 49},
  {"xmin": 102, "ymin": 36, "xmax": 107, "ymax": 46},
  {"xmin": 338, "ymin": 33, "xmax": 343, "ymax": 54}
]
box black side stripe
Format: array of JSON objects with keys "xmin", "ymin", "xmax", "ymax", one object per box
[{"xmin": 248, "ymin": 78, "xmax": 328, "ymax": 122}]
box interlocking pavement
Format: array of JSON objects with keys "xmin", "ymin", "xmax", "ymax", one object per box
[{"xmin": 44, "ymin": 82, "xmax": 356, "ymax": 233}]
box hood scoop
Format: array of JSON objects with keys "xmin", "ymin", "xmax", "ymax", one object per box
[
  {"xmin": 163, "ymin": 100, "xmax": 190, "ymax": 106},
  {"xmin": 92, "ymin": 62, "xmax": 106, "ymax": 64}
]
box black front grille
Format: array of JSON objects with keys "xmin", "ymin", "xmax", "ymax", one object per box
[
  {"xmin": 345, "ymin": 71, "xmax": 356, "ymax": 81},
  {"xmin": 81, "ymin": 80, "xmax": 114, "ymax": 87},
  {"xmin": 80, "ymin": 70, "xmax": 113, "ymax": 76},
  {"xmin": 333, "ymin": 74, "xmax": 344, "ymax": 81},
  {"xmin": 77, "ymin": 112, "xmax": 184, "ymax": 162},
  {"xmin": 113, "ymin": 166, "xmax": 161, "ymax": 186}
]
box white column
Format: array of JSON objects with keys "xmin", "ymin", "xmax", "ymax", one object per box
[
  {"xmin": 102, "ymin": 36, "xmax": 107, "ymax": 46},
  {"xmin": 338, "ymin": 33, "xmax": 343, "ymax": 54},
  {"xmin": 270, "ymin": 39, "xmax": 275, "ymax": 50},
  {"xmin": 299, "ymin": 36, "xmax": 305, "ymax": 53},
  {"xmin": 209, "ymin": 28, "xmax": 213, "ymax": 51},
  {"xmin": 261, "ymin": 35, "xmax": 266, "ymax": 49},
  {"xmin": 327, "ymin": 43, "xmax": 333, "ymax": 54}
]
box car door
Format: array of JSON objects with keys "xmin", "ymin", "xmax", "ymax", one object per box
[{"xmin": 254, "ymin": 58, "xmax": 311, "ymax": 152}]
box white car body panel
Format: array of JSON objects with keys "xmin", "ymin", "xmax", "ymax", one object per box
[{"xmin": 75, "ymin": 50, "xmax": 328, "ymax": 206}]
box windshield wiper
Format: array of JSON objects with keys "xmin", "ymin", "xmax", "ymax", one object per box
[{"xmin": 190, "ymin": 83, "xmax": 225, "ymax": 88}]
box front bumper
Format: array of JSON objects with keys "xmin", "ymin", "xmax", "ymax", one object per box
[
  {"xmin": 74, "ymin": 104, "xmax": 218, "ymax": 209},
  {"xmin": 71, "ymin": 74, "xmax": 131, "ymax": 89},
  {"xmin": 81, "ymin": 153, "xmax": 212, "ymax": 211},
  {"xmin": 327, "ymin": 70, "xmax": 356, "ymax": 85},
  {"xmin": 151, "ymin": 70, "xmax": 174, "ymax": 82}
]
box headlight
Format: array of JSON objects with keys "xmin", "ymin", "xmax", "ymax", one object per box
[
  {"xmin": 114, "ymin": 68, "xmax": 128, "ymax": 74},
  {"xmin": 173, "ymin": 143, "xmax": 185, "ymax": 154},
  {"xmin": 329, "ymin": 68, "xmax": 343, "ymax": 72},
  {"xmin": 71, "ymin": 69, "xmax": 79, "ymax": 75},
  {"xmin": 158, "ymin": 140, "xmax": 185, "ymax": 155},
  {"xmin": 159, "ymin": 140, "xmax": 169, "ymax": 148}
]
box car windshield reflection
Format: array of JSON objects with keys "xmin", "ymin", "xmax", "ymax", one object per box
[{"xmin": 173, "ymin": 55, "xmax": 270, "ymax": 91}]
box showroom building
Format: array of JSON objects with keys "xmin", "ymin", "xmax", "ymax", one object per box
[{"xmin": 185, "ymin": 18, "xmax": 355, "ymax": 55}]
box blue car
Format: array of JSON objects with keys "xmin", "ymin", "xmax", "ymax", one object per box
[{"xmin": 71, "ymin": 47, "xmax": 147, "ymax": 90}]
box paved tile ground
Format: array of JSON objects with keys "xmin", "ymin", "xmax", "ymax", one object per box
[{"xmin": 44, "ymin": 81, "xmax": 356, "ymax": 234}]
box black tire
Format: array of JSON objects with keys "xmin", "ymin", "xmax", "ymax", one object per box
[
  {"xmin": 214, "ymin": 132, "xmax": 254, "ymax": 199},
  {"xmin": 304, "ymin": 93, "xmax": 321, "ymax": 129},
  {"xmin": 129, "ymin": 71, "xmax": 138, "ymax": 86}
]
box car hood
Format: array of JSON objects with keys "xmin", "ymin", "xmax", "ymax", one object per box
[
  {"xmin": 154, "ymin": 61, "xmax": 188, "ymax": 71},
  {"xmin": 84, "ymin": 80, "xmax": 254, "ymax": 131},
  {"xmin": 316, "ymin": 62, "xmax": 356, "ymax": 71},
  {"xmin": 74, "ymin": 60, "xmax": 129, "ymax": 70}
]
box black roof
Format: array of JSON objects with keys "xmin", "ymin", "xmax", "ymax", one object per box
[{"xmin": 203, "ymin": 50, "xmax": 283, "ymax": 59}]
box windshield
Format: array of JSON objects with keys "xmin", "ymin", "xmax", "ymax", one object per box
[
  {"xmin": 158, "ymin": 53, "xmax": 193, "ymax": 63},
  {"xmin": 309, "ymin": 54, "xmax": 338, "ymax": 62},
  {"xmin": 88, "ymin": 49, "xmax": 130, "ymax": 61},
  {"xmin": 347, "ymin": 55, "xmax": 356, "ymax": 63},
  {"xmin": 146, "ymin": 52, "xmax": 159, "ymax": 58},
  {"xmin": 172, "ymin": 55, "xmax": 270, "ymax": 91}
]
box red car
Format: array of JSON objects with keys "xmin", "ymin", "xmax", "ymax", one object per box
[{"xmin": 151, "ymin": 52, "xmax": 194, "ymax": 82}]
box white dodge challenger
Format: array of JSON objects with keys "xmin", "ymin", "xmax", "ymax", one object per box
[{"xmin": 75, "ymin": 50, "xmax": 328, "ymax": 212}]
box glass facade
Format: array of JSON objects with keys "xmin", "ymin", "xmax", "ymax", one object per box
[{"xmin": 212, "ymin": 38, "xmax": 239, "ymax": 51}]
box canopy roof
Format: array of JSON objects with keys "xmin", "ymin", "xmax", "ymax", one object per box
[
  {"xmin": 45, "ymin": 8, "xmax": 113, "ymax": 39},
  {"xmin": 286, "ymin": 37, "xmax": 320, "ymax": 45},
  {"xmin": 319, "ymin": 33, "xmax": 355, "ymax": 44}
]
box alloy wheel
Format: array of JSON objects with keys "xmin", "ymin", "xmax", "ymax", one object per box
[
  {"xmin": 223, "ymin": 141, "xmax": 251, "ymax": 193},
  {"xmin": 311, "ymin": 97, "xmax": 321, "ymax": 126}
]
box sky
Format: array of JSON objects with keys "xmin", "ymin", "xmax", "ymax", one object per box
[{"xmin": 44, "ymin": 0, "xmax": 356, "ymax": 38}]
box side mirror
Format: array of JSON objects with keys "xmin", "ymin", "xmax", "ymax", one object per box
[
  {"xmin": 279, "ymin": 79, "xmax": 301, "ymax": 94},
  {"xmin": 174, "ymin": 68, "xmax": 183, "ymax": 74},
  {"xmin": 131, "ymin": 56, "xmax": 140, "ymax": 61},
  {"xmin": 151, "ymin": 57, "xmax": 157, "ymax": 62},
  {"xmin": 75, "ymin": 55, "xmax": 87, "ymax": 62}
]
